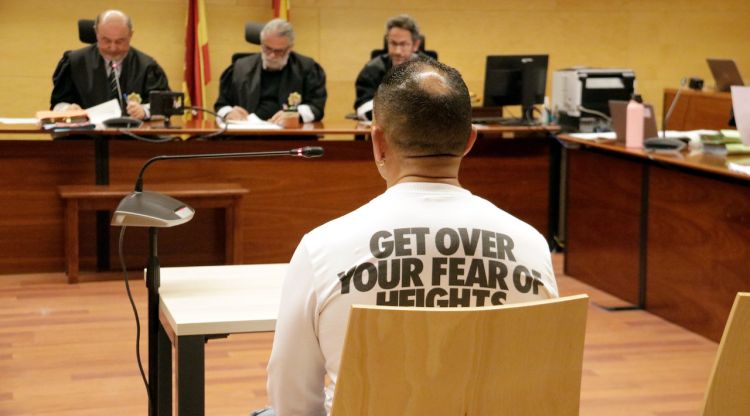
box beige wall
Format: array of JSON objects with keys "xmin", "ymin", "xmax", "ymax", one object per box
[{"xmin": 1, "ymin": 0, "xmax": 749, "ymax": 123}]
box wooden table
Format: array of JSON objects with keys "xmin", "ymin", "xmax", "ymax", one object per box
[
  {"xmin": 58, "ymin": 183, "xmax": 248, "ymax": 283},
  {"xmin": 0, "ymin": 121, "xmax": 559, "ymax": 275},
  {"xmin": 560, "ymin": 134, "xmax": 750, "ymax": 341},
  {"xmin": 156, "ymin": 263, "xmax": 287, "ymax": 416}
]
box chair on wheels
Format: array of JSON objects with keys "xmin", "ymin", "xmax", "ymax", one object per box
[
  {"xmin": 331, "ymin": 294, "xmax": 590, "ymax": 416},
  {"xmin": 701, "ymin": 292, "xmax": 750, "ymax": 416},
  {"xmin": 369, "ymin": 34, "xmax": 438, "ymax": 61}
]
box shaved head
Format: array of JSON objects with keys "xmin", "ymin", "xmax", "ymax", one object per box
[{"xmin": 373, "ymin": 58, "xmax": 472, "ymax": 156}]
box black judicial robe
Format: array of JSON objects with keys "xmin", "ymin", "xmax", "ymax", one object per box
[
  {"xmin": 353, "ymin": 52, "xmax": 432, "ymax": 117},
  {"xmin": 215, "ymin": 52, "xmax": 327, "ymax": 121},
  {"xmin": 50, "ymin": 45, "xmax": 170, "ymax": 110}
]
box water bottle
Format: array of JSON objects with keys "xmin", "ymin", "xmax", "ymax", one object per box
[{"xmin": 626, "ymin": 94, "xmax": 645, "ymax": 148}]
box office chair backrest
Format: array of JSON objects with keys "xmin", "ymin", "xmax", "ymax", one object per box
[
  {"xmin": 245, "ymin": 21, "xmax": 264, "ymax": 45},
  {"xmin": 78, "ymin": 19, "xmax": 96, "ymax": 44},
  {"xmin": 228, "ymin": 22, "xmax": 265, "ymax": 63},
  {"xmin": 331, "ymin": 294, "xmax": 589, "ymax": 416},
  {"xmin": 370, "ymin": 35, "xmax": 438, "ymax": 61},
  {"xmin": 701, "ymin": 292, "xmax": 750, "ymax": 416}
]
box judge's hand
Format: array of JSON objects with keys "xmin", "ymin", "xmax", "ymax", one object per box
[
  {"xmin": 67, "ymin": 103, "xmax": 82, "ymax": 111},
  {"xmin": 126, "ymin": 101, "xmax": 147, "ymax": 120},
  {"xmin": 269, "ymin": 110, "xmax": 285, "ymax": 125},
  {"xmin": 225, "ymin": 106, "xmax": 249, "ymax": 121}
]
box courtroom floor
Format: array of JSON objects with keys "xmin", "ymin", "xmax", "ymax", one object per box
[{"xmin": 0, "ymin": 254, "xmax": 718, "ymax": 416}]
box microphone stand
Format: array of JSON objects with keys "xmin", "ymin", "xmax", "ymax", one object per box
[
  {"xmin": 111, "ymin": 61, "xmax": 126, "ymax": 114},
  {"xmin": 110, "ymin": 146, "xmax": 323, "ymax": 416},
  {"xmin": 662, "ymin": 78, "xmax": 688, "ymax": 140}
]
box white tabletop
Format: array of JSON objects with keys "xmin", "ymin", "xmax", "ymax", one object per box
[{"xmin": 157, "ymin": 263, "xmax": 287, "ymax": 336}]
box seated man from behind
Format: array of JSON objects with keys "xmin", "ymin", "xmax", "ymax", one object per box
[
  {"xmin": 50, "ymin": 9, "xmax": 170, "ymax": 120},
  {"xmin": 354, "ymin": 14, "xmax": 431, "ymax": 120},
  {"xmin": 260, "ymin": 58, "xmax": 559, "ymax": 416},
  {"xmin": 215, "ymin": 18, "xmax": 327, "ymax": 124}
]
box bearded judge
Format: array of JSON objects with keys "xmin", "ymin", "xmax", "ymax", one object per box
[{"xmin": 215, "ymin": 18, "xmax": 327, "ymax": 124}]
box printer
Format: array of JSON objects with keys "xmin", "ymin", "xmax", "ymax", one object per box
[{"xmin": 551, "ymin": 67, "xmax": 636, "ymax": 132}]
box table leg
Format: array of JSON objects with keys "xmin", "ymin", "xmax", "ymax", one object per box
[
  {"xmin": 176, "ymin": 335, "xmax": 205, "ymax": 416},
  {"xmin": 94, "ymin": 136, "xmax": 110, "ymax": 271},
  {"xmin": 157, "ymin": 323, "xmax": 172, "ymax": 416},
  {"xmin": 64, "ymin": 199, "xmax": 79, "ymax": 283}
]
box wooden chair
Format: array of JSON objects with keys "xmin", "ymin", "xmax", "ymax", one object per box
[
  {"xmin": 702, "ymin": 292, "xmax": 750, "ymax": 416},
  {"xmin": 331, "ymin": 294, "xmax": 589, "ymax": 416}
]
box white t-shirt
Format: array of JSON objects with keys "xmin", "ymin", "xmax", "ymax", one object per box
[{"xmin": 267, "ymin": 182, "xmax": 558, "ymax": 416}]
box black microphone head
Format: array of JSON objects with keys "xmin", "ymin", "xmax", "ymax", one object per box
[{"xmin": 294, "ymin": 146, "xmax": 324, "ymax": 158}]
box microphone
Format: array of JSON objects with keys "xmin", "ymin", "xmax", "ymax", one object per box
[
  {"xmin": 111, "ymin": 146, "xmax": 324, "ymax": 228},
  {"xmin": 662, "ymin": 77, "xmax": 688, "ymax": 140},
  {"xmin": 111, "ymin": 61, "xmax": 126, "ymax": 113},
  {"xmin": 643, "ymin": 78, "xmax": 689, "ymax": 152}
]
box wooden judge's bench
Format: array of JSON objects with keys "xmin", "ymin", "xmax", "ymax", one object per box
[{"xmin": 663, "ymin": 88, "xmax": 734, "ymax": 131}]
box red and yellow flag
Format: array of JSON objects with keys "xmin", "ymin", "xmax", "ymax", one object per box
[
  {"xmin": 183, "ymin": 0, "xmax": 211, "ymax": 120},
  {"xmin": 272, "ymin": 0, "xmax": 290, "ymax": 20}
]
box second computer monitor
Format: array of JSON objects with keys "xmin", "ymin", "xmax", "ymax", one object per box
[{"xmin": 483, "ymin": 54, "xmax": 549, "ymax": 122}]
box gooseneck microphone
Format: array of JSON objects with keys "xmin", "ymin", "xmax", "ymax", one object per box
[
  {"xmin": 134, "ymin": 146, "xmax": 324, "ymax": 192},
  {"xmin": 111, "ymin": 61, "xmax": 126, "ymax": 113},
  {"xmin": 662, "ymin": 77, "xmax": 688, "ymax": 139},
  {"xmin": 111, "ymin": 146, "xmax": 324, "ymax": 228},
  {"xmin": 643, "ymin": 78, "xmax": 689, "ymax": 152}
]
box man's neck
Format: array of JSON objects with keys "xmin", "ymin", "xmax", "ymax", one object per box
[{"xmin": 386, "ymin": 155, "xmax": 462, "ymax": 188}]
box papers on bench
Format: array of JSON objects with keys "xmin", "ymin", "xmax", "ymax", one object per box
[
  {"xmin": 0, "ymin": 117, "xmax": 39, "ymax": 124},
  {"xmin": 86, "ymin": 99, "xmax": 122, "ymax": 126},
  {"xmin": 220, "ymin": 113, "xmax": 282, "ymax": 130}
]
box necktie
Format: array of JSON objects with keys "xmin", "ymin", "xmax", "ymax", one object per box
[{"xmin": 108, "ymin": 64, "xmax": 125, "ymax": 112}]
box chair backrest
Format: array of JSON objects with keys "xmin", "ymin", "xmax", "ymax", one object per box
[
  {"xmin": 78, "ymin": 19, "xmax": 96, "ymax": 44},
  {"xmin": 245, "ymin": 21, "xmax": 264, "ymax": 45},
  {"xmin": 702, "ymin": 292, "xmax": 750, "ymax": 416},
  {"xmin": 331, "ymin": 294, "xmax": 589, "ymax": 416},
  {"xmin": 370, "ymin": 35, "xmax": 438, "ymax": 61}
]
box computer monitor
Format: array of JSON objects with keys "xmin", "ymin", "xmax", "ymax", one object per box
[{"xmin": 482, "ymin": 54, "xmax": 549, "ymax": 123}]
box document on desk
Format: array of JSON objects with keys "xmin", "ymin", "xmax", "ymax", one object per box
[
  {"xmin": 86, "ymin": 99, "xmax": 122, "ymax": 125},
  {"xmin": 223, "ymin": 114, "xmax": 282, "ymax": 130},
  {"xmin": 730, "ymin": 86, "xmax": 750, "ymax": 146},
  {"xmin": 0, "ymin": 117, "xmax": 39, "ymax": 124}
]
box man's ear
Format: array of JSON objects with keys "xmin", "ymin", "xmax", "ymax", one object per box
[
  {"xmin": 462, "ymin": 126, "xmax": 478, "ymax": 156},
  {"xmin": 412, "ymin": 37, "xmax": 421, "ymax": 53},
  {"xmin": 371, "ymin": 124, "xmax": 388, "ymax": 162}
]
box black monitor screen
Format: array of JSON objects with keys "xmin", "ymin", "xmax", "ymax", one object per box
[{"xmin": 482, "ymin": 55, "xmax": 549, "ymax": 114}]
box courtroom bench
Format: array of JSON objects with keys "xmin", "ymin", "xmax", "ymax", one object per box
[{"xmin": 58, "ymin": 183, "xmax": 249, "ymax": 283}]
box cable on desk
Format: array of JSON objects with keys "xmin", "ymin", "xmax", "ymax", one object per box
[
  {"xmin": 118, "ymin": 226, "xmax": 152, "ymax": 407},
  {"xmin": 119, "ymin": 106, "xmax": 227, "ymax": 142}
]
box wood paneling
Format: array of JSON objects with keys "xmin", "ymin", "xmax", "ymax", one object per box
[
  {"xmin": 663, "ymin": 89, "xmax": 734, "ymax": 131},
  {"xmin": 2, "ymin": 1, "xmax": 750, "ymax": 123},
  {"xmin": 0, "ymin": 135, "xmax": 551, "ymax": 276},
  {"xmin": 565, "ymin": 149, "xmax": 643, "ymax": 306},
  {"xmin": 647, "ymin": 166, "xmax": 750, "ymax": 341}
]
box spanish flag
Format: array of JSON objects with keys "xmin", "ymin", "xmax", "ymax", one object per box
[
  {"xmin": 183, "ymin": 0, "xmax": 211, "ymax": 120},
  {"xmin": 272, "ymin": 0, "xmax": 290, "ymax": 20}
]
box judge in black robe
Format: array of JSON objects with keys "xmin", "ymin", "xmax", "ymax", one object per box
[
  {"xmin": 353, "ymin": 15, "xmax": 427, "ymax": 120},
  {"xmin": 50, "ymin": 10, "xmax": 169, "ymax": 119},
  {"xmin": 51, "ymin": 45, "xmax": 169, "ymax": 111},
  {"xmin": 215, "ymin": 51, "xmax": 327, "ymax": 122}
]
